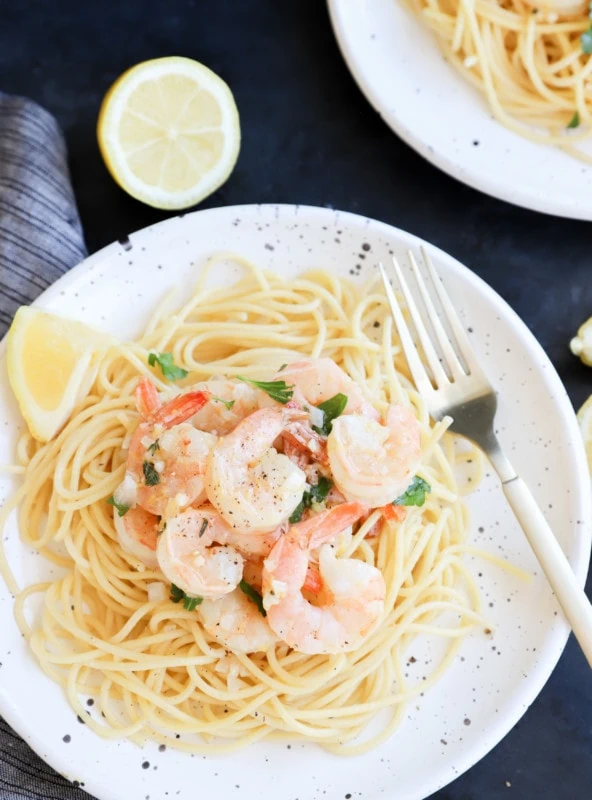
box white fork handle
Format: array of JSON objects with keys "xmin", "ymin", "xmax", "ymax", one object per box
[{"xmin": 503, "ymin": 477, "xmax": 592, "ymax": 667}]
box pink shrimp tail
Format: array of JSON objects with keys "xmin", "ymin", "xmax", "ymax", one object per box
[
  {"xmin": 135, "ymin": 379, "xmax": 210, "ymax": 427},
  {"xmin": 135, "ymin": 378, "xmax": 162, "ymax": 418},
  {"xmin": 303, "ymin": 563, "xmax": 323, "ymax": 594},
  {"xmin": 153, "ymin": 390, "xmax": 210, "ymax": 428},
  {"xmin": 291, "ymin": 502, "xmax": 365, "ymax": 550},
  {"xmin": 381, "ymin": 504, "xmax": 407, "ymax": 524}
]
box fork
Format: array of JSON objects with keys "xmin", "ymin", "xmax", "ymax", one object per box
[{"xmin": 379, "ymin": 251, "xmax": 592, "ymax": 668}]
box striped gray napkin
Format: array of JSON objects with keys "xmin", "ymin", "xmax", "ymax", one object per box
[
  {"xmin": 0, "ymin": 93, "xmax": 90, "ymax": 799},
  {"xmin": 0, "ymin": 93, "xmax": 86, "ymax": 333}
]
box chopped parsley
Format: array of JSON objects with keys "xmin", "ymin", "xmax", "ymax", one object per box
[
  {"xmin": 393, "ymin": 476, "xmax": 431, "ymax": 507},
  {"xmin": 170, "ymin": 583, "xmax": 184, "ymax": 603},
  {"xmin": 567, "ymin": 111, "xmax": 580, "ymax": 129},
  {"xmin": 199, "ymin": 518, "xmax": 209, "ymax": 537},
  {"xmin": 183, "ymin": 595, "xmax": 202, "ymax": 612},
  {"xmin": 239, "ymin": 579, "xmax": 266, "ymax": 617},
  {"xmin": 147, "ymin": 439, "xmax": 160, "ymax": 455},
  {"xmin": 308, "ymin": 476, "xmax": 333, "ymax": 505},
  {"xmin": 212, "ymin": 396, "xmax": 236, "ymax": 411},
  {"xmin": 236, "ymin": 375, "xmax": 294, "ymax": 404},
  {"xmin": 142, "ymin": 460, "xmax": 160, "ymax": 486},
  {"xmin": 312, "ymin": 393, "xmax": 348, "ymax": 435},
  {"xmin": 289, "ymin": 476, "xmax": 333, "ymax": 523},
  {"xmin": 148, "ymin": 352, "xmax": 188, "ymax": 381},
  {"xmin": 170, "ymin": 583, "xmax": 202, "ymax": 610},
  {"xmin": 289, "ymin": 499, "xmax": 305, "ymax": 524},
  {"xmin": 106, "ymin": 495, "xmax": 129, "ymax": 517},
  {"xmin": 581, "ymin": 5, "xmax": 592, "ymax": 53}
]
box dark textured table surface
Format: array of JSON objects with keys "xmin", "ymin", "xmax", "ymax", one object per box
[{"xmin": 1, "ymin": 1, "xmax": 591, "ymax": 798}]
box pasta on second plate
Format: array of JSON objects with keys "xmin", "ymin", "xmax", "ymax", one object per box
[{"xmin": 409, "ymin": 0, "xmax": 592, "ymax": 160}]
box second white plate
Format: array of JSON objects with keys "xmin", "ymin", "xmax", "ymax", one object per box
[{"xmin": 328, "ymin": 0, "xmax": 592, "ymax": 220}]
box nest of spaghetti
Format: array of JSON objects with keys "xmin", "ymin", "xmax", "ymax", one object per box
[{"xmin": 4, "ymin": 260, "xmax": 490, "ymax": 754}]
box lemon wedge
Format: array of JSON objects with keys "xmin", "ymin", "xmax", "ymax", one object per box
[
  {"xmin": 570, "ymin": 316, "xmax": 592, "ymax": 367},
  {"xmin": 6, "ymin": 307, "xmax": 113, "ymax": 442},
  {"xmin": 97, "ymin": 57, "xmax": 240, "ymax": 210},
  {"xmin": 577, "ymin": 394, "xmax": 592, "ymax": 475}
]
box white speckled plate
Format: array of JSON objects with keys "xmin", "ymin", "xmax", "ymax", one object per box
[
  {"xmin": 328, "ymin": 0, "xmax": 592, "ymax": 220},
  {"xmin": 0, "ymin": 204, "xmax": 590, "ymax": 800}
]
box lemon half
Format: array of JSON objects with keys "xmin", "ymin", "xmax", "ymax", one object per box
[
  {"xmin": 6, "ymin": 307, "xmax": 113, "ymax": 442},
  {"xmin": 97, "ymin": 57, "xmax": 240, "ymax": 210},
  {"xmin": 577, "ymin": 394, "xmax": 592, "ymax": 475}
]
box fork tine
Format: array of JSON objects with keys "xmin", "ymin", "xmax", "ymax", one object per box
[
  {"xmin": 378, "ymin": 263, "xmax": 434, "ymax": 399},
  {"xmin": 407, "ymin": 251, "xmax": 467, "ymax": 379},
  {"xmin": 420, "ymin": 246, "xmax": 480, "ymax": 375},
  {"xmin": 389, "ymin": 256, "xmax": 451, "ymax": 388}
]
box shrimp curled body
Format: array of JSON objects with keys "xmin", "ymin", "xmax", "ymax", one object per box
[
  {"xmin": 272, "ymin": 358, "xmax": 380, "ymax": 420},
  {"xmin": 262, "ymin": 503, "xmax": 385, "ymax": 654},
  {"xmin": 327, "ymin": 403, "xmax": 421, "ymax": 507},
  {"xmin": 157, "ymin": 506, "xmax": 244, "ymax": 598},
  {"xmin": 205, "ymin": 407, "xmax": 306, "ymax": 534}
]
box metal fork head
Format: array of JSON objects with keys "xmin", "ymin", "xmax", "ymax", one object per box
[{"xmin": 378, "ymin": 249, "xmax": 499, "ymax": 449}]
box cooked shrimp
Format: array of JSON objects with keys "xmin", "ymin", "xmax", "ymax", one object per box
[
  {"xmin": 205, "ymin": 406, "xmax": 307, "ymax": 533},
  {"xmin": 327, "ymin": 403, "xmax": 421, "ymax": 507},
  {"xmin": 200, "ymin": 588, "xmax": 277, "ymax": 653},
  {"xmin": 114, "ymin": 505, "xmax": 159, "ymax": 567},
  {"xmin": 273, "ymin": 358, "xmax": 380, "ymax": 420},
  {"xmin": 224, "ymin": 525, "xmax": 284, "ymax": 559},
  {"xmin": 157, "ymin": 506, "xmax": 244, "ymax": 598},
  {"xmin": 262, "ymin": 502, "xmax": 384, "ymax": 654},
  {"xmin": 126, "ymin": 379, "xmax": 214, "ymax": 517},
  {"xmin": 190, "ymin": 379, "xmax": 260, "ymax": 435}
]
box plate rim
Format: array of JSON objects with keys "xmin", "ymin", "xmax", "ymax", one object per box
[
  {"xmin": 327, "ymin": 0, "xmax": 592, "ymax": 222},
  {"xmin": 0, "ymin": 202, "xmax": 590, "ymax": 800}
]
